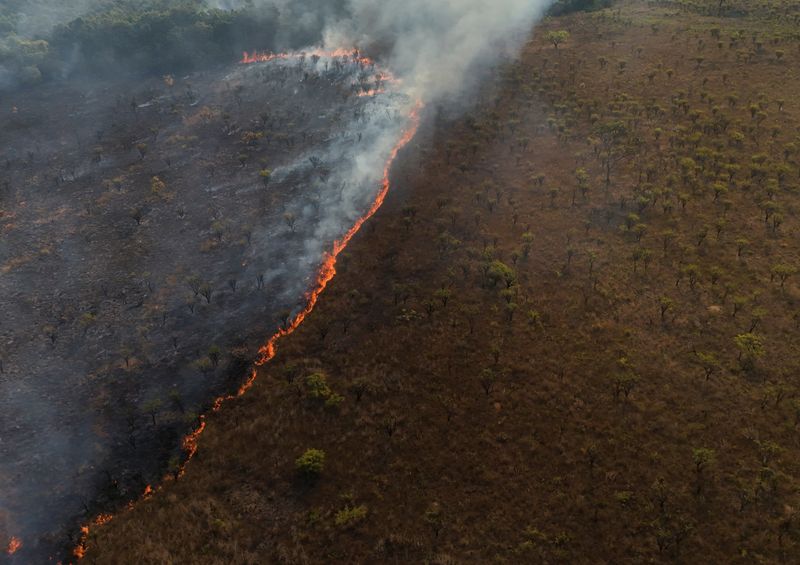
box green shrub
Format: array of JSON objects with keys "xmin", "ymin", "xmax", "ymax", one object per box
[
  {"xmin": 334, "ymin": 505, "xmax": 368, "ymax": 528},
  {"xmin": 295, "ymin": 448, "xmax": 326, "ymax": 479},
  {"xmin": 305, "ymin": 372, "xmax": 343, "ymax": 409},
  {"xmin": 305, "ymin": 372, "xmax": 331, "ymax": 400}
]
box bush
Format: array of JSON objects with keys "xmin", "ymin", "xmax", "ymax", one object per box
[
  {"xmin": 305, "ymin": 372, "xmax": 343, "ymax": 409},
  {"xmin": 305, "ymin": 372, "xmax": 332, "ymax": 400},
  {"xmin": 334, "ymin": 505, "xmax": 368, "ymax": 528},
  {"xmin": 295, "ymin": 448, "xmax": 326, "ymax": 479},
  {"xmin": 0, "ymin": 35, "xmax": 48, "ymax": 89}
]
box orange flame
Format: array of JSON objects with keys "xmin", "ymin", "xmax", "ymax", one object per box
[
  {"xmin": 255, "ymin": 103, "xmax": 422, "ymax": 366},
  {"xmin": 241, "ymin": 48, "xmax": 374, "ymax": 67},
  {"xmin": 72, "ymin": 53, "xmax": 422, "ymax": 561},
  {"xmin": 240, "ymin": 48, "xmax": 398, "ymax": 86},
  {"xmin": 357, "ymin": 89, "xmax": 387, "ymax": 97},
  {"xmin": 73, "ymin": 527, "xmax": 89, "ymax": 558},
  {"xmin": 93, "ymin": 514, "xmax": 113, "ymax": 526},
  {"xmin": 6, "ymin": 537, "xmax": 22, "ymax": 555}
]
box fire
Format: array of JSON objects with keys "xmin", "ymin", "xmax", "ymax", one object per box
[
  {"xmin": 73, "ymin": 527, "xmax": 89, "ymax": 559},
  {"xmin": 94, "ymin": 514, "xmax": 113, "ymax": 526},
  {"xmin": 181, "ymin": 419, "xmax": 206, "ymax": 464},
  {"xmin": 6, "ymin": 537, "xmax": 22, "ymax": 555},
  {"xmin": 241, "ymin": 48, "xmax": 374, "ymax": 67},
  {"xmin": 72, "ymin": 51, "xmax": 423, "ymax": 560},
  {"xmin": 357, "ymin": 89, "xmax": 387, "ymax": 98},
  {"xmin": 241, "ymin": 48, "xmax": 399, "ymax": 89},
  {"xmin": 255, "ymin": 102, "xmax": 422, "ymax": 366}
]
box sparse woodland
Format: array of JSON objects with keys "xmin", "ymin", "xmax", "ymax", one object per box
[{"xmin": 77, "ymin": 0, "xmax": 800, "ymax": 562}]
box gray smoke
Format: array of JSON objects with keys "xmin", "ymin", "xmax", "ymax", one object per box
[
  {"xmin": 8, "ymin": 0, "xmax": 102, "ymax": 38},
  {"xmin": 323, "ymin": 0, "xmax": 552, "ymax": 103},
  {"xmin": 210, "ymin": 0, "xmax": 554, "ymax": 105}
]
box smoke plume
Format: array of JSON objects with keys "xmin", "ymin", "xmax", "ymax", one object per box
[
  {"xmin": 212, "ymin": 0, "xmax": 554, "ymax": 104},
  {"xmin": 325, "ymin": 0, "xmax": 552, "ymax": 103}
]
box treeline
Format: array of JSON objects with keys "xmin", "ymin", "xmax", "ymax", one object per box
[
  {"xmin": 47, "ymin": 7, "xmax": 280, "ymax": 75},
  {"xmin": 548, "ymin": 0, "xmax": 614, "ymax": 16},
  {"xmin": 0, "ymin": 0, "xmax": 339, "ymax": 90},
  {"xmin": 647, "ymin": 0, "xmax": 800, "ymax": 20}
]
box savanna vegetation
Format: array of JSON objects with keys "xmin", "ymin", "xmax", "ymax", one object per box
[{"xmin": 73, "ymin": 0, "xmax": 800, "ymax": 562}]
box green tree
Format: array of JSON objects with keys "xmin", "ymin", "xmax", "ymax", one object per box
[
  {"xmin": 521, "ymin": 232, "xmax": 534, "ymax": 258},
  {"xmin": 612, "ymin": 372, "xmax": 639, "ymax": 401},
  {"xmin": 692, "ymin": 447, "xmax": 716, "ymax": 474},
  {"xmin": 488, "ymin": 261, "xmax": 516, "ymax": 288},
  {"xmin": 734, "ymin": 333, "xmax": 765, "ymax": 371},
  {"xmin": 435, "ymin": 287, "xmax": 453, "ymax": 307},
  {"xmin": 695, "ymin": 352, "xmax": 720, "ymax": 381},
  {"xmin": 306, "ymin": 372, "xmax": 332, "ymax": 400},
  {"xmin": 479, "ymin": 368, "xmax": 496, "ymax": 397},
  {"xmin": 295, "ymin": 448, "xmax": 326, "ymax": 479},
  {"xmin": 771, "ymin": 264, "xmax": 796, "ymax": 288},
  {"xmin": 546, "ymin": 30, "xmax": 570, "ymax": 51},
  {"xmin": 334, "ymin": 505, "xmax": 368, "ymax": 528}
]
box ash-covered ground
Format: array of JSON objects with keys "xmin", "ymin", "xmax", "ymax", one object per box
[{"xmin": 0, "ymin": 53, "xmax": 412, "ymax": 561}]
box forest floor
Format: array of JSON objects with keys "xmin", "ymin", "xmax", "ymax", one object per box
[{"xmin": 85, "ymin": 0, "xmax": 800, "ymax": 562}]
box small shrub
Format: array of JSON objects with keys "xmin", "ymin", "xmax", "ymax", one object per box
[
  {"xmin": 295, "ymin": 448, "xmax": 326, "ymax": 479},
  {"xmin": 334, "ymin": 505, "xmax": 368, "ymax": 528}
]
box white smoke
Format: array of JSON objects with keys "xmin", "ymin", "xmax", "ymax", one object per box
[
  {"xmin": 322, "ymin": 0, "xmax": 553, "ymax": 104},
  {"xmin": 216, "ymin": 0, "xmax": 555, "ymax": 105},
  {"xmin": 10, "ymin": 0, "xmax": 102, "ymax": 37}
]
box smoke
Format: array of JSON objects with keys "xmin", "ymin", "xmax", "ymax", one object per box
[
  {"xmin": 6, "ymin": 0, "xmax": 102, "ymax": 38},
  {"xmin": 0, "ymin": 65, "xmax": 18, "ymax": 90},
  {"xmin": 2, "ymin": 0, "xmax": 553, "ymax": 97},
  {"xmin": 213, "ymin": 0, "xmax": 554, "ymax": 104},
  {"xmin": 323, "ymin": 0, "xmax": 553, "ymax": 104}
]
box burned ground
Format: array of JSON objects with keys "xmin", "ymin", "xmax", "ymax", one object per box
[{"xmin": 0, "ymin": 53, "xmax": 405, "ymax": 560}]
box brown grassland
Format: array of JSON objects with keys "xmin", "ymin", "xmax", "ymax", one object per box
[{"xmin": 86, "ymin": 0, "xmax": 800, "ymax": 562}]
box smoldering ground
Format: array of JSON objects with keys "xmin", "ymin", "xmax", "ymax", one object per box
[{"xmin": 1, "ymin": 0, "xmax": 555, "ymax": 561}]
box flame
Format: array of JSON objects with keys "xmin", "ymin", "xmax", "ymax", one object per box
[
  {"xmin": 73, "ymin": 527, "xmax": 89, "ymax": 559},
  {"xmin": 255, "ymin": 103, "xmax": 422, "ymax": 366},
  {"xmin": 241, "ymin": 48, "xmax": 374, "ymax": 67},
  {"xmin": 6, "ymin": 537, "xmax": 22, "ymax": 555},
  {"xmin": 240, "ymin": 48, "xmax": 399, "ymax": 87},
  {"xmin": 357, "ymin": 89, "xmax": 387, "ymax": 98},
  {"xmin": 72, "ymin": 51, "xmax": 422, "ymax": 560},
  {"xmin": 93, "ymin": 514, "xmax": 113, "ymax": 526}
]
